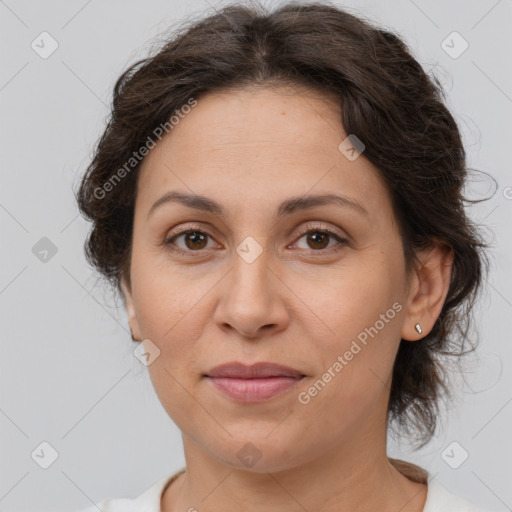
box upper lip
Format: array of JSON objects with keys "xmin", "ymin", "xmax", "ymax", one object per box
[{"xmin": 205, "ymin": 362, "xmax": 305, "ymax": 379}]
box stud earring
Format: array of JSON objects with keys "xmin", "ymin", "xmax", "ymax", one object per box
[
  {"xmin": 130, "ymin": 328, "xmax": 139, "ymax": 342},
  {"xmin": 414, "ymin": 323, "xmax": 422, "ymax": 335}
]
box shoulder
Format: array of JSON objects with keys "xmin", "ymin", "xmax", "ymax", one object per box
[
  {"xmin": 74, "ymin": 469, "xmax": 185, "ymax": 512},
  {"xmin": 424, "ymin": 479, "xmax": 493, "ymax": 512}
]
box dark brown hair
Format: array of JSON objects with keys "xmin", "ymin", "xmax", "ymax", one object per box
[{"xmin": 76, "ymin": 0, "xmax": 492, "ymax": 444}]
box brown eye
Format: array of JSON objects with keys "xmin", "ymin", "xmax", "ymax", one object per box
[
  {"xmin": 164, "ymin": 229, "xmax": 216, "ymax": 255},
  {"xmin": 182, "ymin": 231, "xmax": 209, "ymax": 250},
  {"xmin": 164, "ymin": 225, "xmax": 347, "ymax": 258},
  {"xmin": 294, "ymin": 228, "xmax": 347, "ymax": 253},
  {"xmin": 305, "ymin": 232, "xmax": 330, "ymax": 250}
]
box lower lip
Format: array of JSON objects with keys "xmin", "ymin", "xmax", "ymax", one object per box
[{"xmin": 206, "ymin": 376, "xmax": 304, "ymax": 403}]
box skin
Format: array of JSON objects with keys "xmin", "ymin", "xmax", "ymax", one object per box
[{"xmin": 121, "ymin": 85, "xmax": 454, "ymax": 512}]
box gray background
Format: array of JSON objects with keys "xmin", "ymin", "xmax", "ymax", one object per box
[{"xmin": 1, "ymin": 0, "xmax": 511, "ymax": 510}]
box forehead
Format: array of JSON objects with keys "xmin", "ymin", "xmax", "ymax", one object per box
[
  {"xmin": 136, "ymin": 85, "xmax": 392, "ymax": 223},
  {"xmin": 142, "ymin": 85, "xmax": 344, "ymax": 165}
]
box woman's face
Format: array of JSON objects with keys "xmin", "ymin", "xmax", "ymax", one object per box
[{"xmin": 123, "ymin": 85, "xmax": 420, "ymax": 471}]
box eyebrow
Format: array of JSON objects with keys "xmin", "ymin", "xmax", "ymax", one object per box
[{"xmin": 147, "ymin": 191, "xmax": 369, "ymax": 219}]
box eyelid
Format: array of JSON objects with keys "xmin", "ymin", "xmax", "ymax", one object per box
[
  {"xmin": 166, "ymin": 221, "xmax": 347, "ymax": 240},
  {"xmin": 293, "ymin": 221, "xmax": 347, "ymax": 239}
]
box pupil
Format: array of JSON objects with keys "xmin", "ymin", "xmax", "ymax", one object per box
[
  {"xmin": 309, "ymin": 232, "xmax": 328, "ymax": 249},
  {"xmin": 187, "ymin": 232, "xmax": 206, "ymax": 249}
]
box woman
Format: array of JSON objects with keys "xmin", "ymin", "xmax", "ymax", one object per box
[{"xmin": 75, "ymin": 2, "xmax": 492, "ymax": 511}]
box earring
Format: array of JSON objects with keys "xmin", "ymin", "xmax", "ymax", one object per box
[
  {"xmin": 130, "ymin": 328, "xmax": 138, "ymax": 342},
  {"xmin": 414, "ymin": 323, "xmax": 422, "ymax": 335}
]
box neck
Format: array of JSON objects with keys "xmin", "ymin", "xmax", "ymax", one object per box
[{"xmin": 162, "ymin": 434, "xmax": 427, "ymax": 512}]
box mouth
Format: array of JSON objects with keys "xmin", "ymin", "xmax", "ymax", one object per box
[{"xmin": 204, "ymin": 361, "xmax": 306, "ymax": 403}]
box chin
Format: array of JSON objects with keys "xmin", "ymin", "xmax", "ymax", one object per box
[{"xmin": 203, "ymin": 430, "xmax": 307, "ymax": 474}]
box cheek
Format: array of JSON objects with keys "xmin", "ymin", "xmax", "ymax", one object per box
[
  {"xmin": 133, "ymin": 273, "xmax": 210, "ymax": 429},
  {"xmin": 296, "ymin": 256, "xmax": 402, "ymax": 348},
  {"xmin": 297, "ymin": 287, "xmax": 403, "ymax": 433},
  {"xmin": 130, "ymin": 253, "xmax": 214, "ymax": 342},
  {"xmin": 146, "ymin": 359, "xmax": 207, "ymax": 442},
  {"xmin": 294, "ymin": 260, "xmax": 404, "ymax": 407}
]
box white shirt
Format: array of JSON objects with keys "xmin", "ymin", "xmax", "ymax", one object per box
[{"xmin": 75, "ymin": 467, "xmax": 491, "ymax": 512}]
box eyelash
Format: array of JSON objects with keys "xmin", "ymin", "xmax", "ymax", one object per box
[{"xmin": 163, "ymin": 223, "xmax": 348, "ymax": 257}]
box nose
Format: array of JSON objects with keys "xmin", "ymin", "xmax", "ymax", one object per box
[{"xmin": 213, "ymin": 244, "xmax": 289, "ymax": 339}]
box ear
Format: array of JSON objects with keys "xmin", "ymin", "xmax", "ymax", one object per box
[
  {"xmin": 401, "ymin": 239, "xmax": 454, "ymax": 341},
  {"xmin": 120, "ymin": 273, "xmax": 142, "ymax": 342}
]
